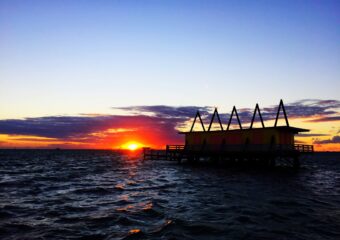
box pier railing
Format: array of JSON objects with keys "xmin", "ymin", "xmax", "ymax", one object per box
[
  {"xmin": 166, "ymin": 144, "xmax": 314, "ymax": 153},
  {"xmin": 143, "ymin": 147, "xmax": 168, "ymax": 160},
  {"xmin": 143, "ymin": 144, "xmax": 313, "ymax": 161},
  {"xmin": 294, "ymin": 144, "xmax": 314, "ymax": 153},
  {"xmin": 166, "ymin": 145, "xmax": 185, "ymax": 151}
]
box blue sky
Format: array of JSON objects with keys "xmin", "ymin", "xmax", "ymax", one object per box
[{"xmin": 0, "ymin": 0, "xmax": 339, "ymax": 118}]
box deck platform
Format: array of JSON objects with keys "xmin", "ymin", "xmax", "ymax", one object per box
[{"xmin": 143, "ymin": 144, "xmax": 313, "ymax": 168}]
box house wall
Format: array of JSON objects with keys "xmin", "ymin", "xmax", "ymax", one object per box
[{"xmin": 185, "ymin": 129, "xmax": 295, "ymax": 146}]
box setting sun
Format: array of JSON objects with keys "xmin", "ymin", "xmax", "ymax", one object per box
[
  {"xmin": 121, "ymin": 142, "xmax": 142, "ymax": 151},
  {"xmin": 127, "ymin": 143, "xmax": 138, "ymax": 151}
]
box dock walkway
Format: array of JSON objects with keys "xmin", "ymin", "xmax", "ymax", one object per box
[{"xmin": 143, "ymin": 144, "xmax": 313, "ymax": 167}]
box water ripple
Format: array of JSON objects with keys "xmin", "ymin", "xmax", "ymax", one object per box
[{"xmin": 0, "ymin": 150, "xmax": 340, "ymax": 240}]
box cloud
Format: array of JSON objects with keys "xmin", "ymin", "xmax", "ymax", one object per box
[
  {"xmin": 205, "ymin": 99, "xmax": 340, "ymax": 125},
  {"xmin": 294, "ymin": 139, "xmax": 307, "ymax": 144},
  {"xmin": 0, "ymin": 99, "xmax": 339, "ymax": 148},
  {"xmin": 114, "ymin": 105, "xmax": 212, "ymax": 118},
  {"xmin": 296, "ymin": 133, "xmax": 330, "ymax": 137},
  {"xmin": 0, "ymin": 116, "xmax": 115, "ymax": 139},
  {"xmin": 0, "ymin": 115, "xmax": 184, "ymax": 140},
  {"xmin": 313, "ymin": 136, "xmax": 340, "ymax": 144},
  {"xmin": 8, "ymin": 137, "xmax": 61, "ymax": 142},
  {"xmin": 260, "ymin": 99, "xmax": 340, "ymax": 120},
  {"xmin": 119, "ymin": 99, "xmax": 340, "ymax": 125},
  {"xmin": 306, "ymin": 116, "xmax": 340, "ymax": 122}
]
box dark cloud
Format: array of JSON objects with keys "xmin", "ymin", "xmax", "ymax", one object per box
[
  {"xmin": 203, "ymin": 99, "xmax": 340, "ymax": 126},
  {"xmin": 114, "ymin": 105, "xmax": 212, "ymax": 118},
  {"xmin": 306, "ymin": 116, "xmax": 340, "ymax": 122},
  {"xmin": 0, "ymin": 116, "xmax": 114, "ymax": 139},
  {"xmin": 0, "ymin": 115, "xmax": 182, "ymax": 140},
  {"xmin": 296, "ymin": 133, "xmax": 330, "ymax": 137},
  {"xmin": 195, "ymin": 99, "xmax": 340, "ymax": 126},
  {"xmin": 260, "ymin": 99, "xmax": 340, "ymax": 120},
  {"xmin": 116, "ymin": 99, "xmax": 339, "ymax": 125},
  {"xmin": 314, "ymin": 136, "xmax": 340, "ymax": 144},
  {"xmin": 9, "ymin": 137, "xmax": 61, "ymax": 142}
]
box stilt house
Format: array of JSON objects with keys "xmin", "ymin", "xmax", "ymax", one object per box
[
  {"xmin": 144, "ymin": 100, "xmax": 314, "ymax": 167},
  {"xmin": 182, "ymin": 100, "xmax": 310, "ymax": 152}
]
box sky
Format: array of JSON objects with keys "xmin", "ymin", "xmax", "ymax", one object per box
[{"xmin": 0, "ymin": 0, "xmax": 339, "ymax": 150}]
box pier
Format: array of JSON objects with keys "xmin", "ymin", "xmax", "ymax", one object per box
[{"xmin": 143, "ymin": 100, "xmax": 314, "ymax": 168}]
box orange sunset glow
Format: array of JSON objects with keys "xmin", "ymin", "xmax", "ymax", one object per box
[{"xmin": 0, "ymin": 102, "xmax": 339, "ymax": 152}]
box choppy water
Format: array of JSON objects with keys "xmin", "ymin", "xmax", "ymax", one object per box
[{"xmin": 0, "ymin": 150, "xmax": 340, "ymax": 240}]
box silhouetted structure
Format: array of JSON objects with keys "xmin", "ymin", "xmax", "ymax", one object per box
[{"xmin": 144, "ymin": 100, "xmax": 313, "ymax": 168}]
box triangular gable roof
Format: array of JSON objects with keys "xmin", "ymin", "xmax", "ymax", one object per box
[
  {"xmin": 250, "ymin": 103, "xmax": 265, "ymax": 129},
  {"xmin": 227, "ymin": 106, "xmax": 242, "ymax": 130},
  {"xmin": 208, "ymin": 108, "xmax": 223, "ymax": 131},
  {"xmin": 190, "ymin": 110, "xmax": 206, "ymax": 132},
  {"xmin": 274, "ymin": 99, "xmax": 289, "ymax": 127}
]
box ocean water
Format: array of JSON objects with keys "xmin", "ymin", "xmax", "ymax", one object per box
[{"xmin": 0, "ymin": 150, "xmax": 339, "ymax": 240}]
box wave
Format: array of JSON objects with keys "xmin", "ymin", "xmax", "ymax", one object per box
[{"xmin": 0, "ymin": 150, "xmax": 339, "ymax": 240}]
